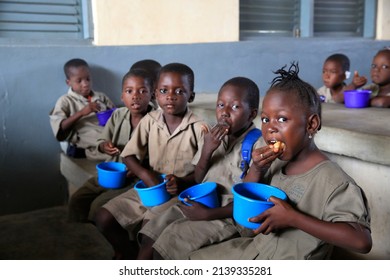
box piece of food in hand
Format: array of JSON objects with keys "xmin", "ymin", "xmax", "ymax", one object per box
[{"xmin": 270, "ymin": 141, "xmax": 286, "ymax": 153}]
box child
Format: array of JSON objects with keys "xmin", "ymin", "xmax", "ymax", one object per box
[
  {"xmin": 129, "ymin": 59, "xmax": 161, "ymax": 108},
  {"xmin": 136, "ymin": 77, "xmax": 262, "ymax": 260},
  {"xmin": 49, "ymin": 58, "xmax": 115, "ymax": 161},
  {"xmin": 94, "ymin": 62, "xmax": 206, "ymax": 259},
  {"xmin": 190, "ymin": 63, "xmax": 372, "ymax": 260},
  {"xmin": 317, "ymin": 53, "xmax": 367, "ymax": 103},
  {"xmin": 67, "ymin": 67, "xmax": 158, "ymax": 223},
  {"xmin": 364, "ymin": 48, "xmax": 390, "ymax": 108}
]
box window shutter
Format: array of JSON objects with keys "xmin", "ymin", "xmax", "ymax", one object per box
[
  {"xmin": 314, "ymin": 0, "xmax": 365, "ymax": 37},
  {"xmin": 240, "ymin": 0, "xmax": 300, "ymax": 40},
  {"xmin": 0, "ymin": 0, "xmax": 83, "ymax": 39}
]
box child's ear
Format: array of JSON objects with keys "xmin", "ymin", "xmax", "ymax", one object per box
[
  {"xmin": 307, "ymin": 114, "xmax": 321, "ymax": 135},
  {"xmin": 151, "ymin": 90, "xmax": 156, "ymax": 101},
  {"xmin": 249, "ymin": 108, "xmax": 258, "ymax": 121},
  {"xmin": 188, "ymin": 91, "xmax": 195, "ymax": 103},
  {"xmin": 65, "ymin": 79, "xmax": 71, "ymax": 86}
]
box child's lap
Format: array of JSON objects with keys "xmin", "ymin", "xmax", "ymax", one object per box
[
  {"xmin": 102, "ymin": 188, "xmax": 178, "ymax": 230},
  {"xmin": 140, "ymin": 204, "xmax": 238, "ymax": 259}
]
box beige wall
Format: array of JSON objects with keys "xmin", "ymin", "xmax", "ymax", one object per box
[
  {"xmin": 92, "ymin": 0, "xmax": 239, "ymax": 46},
  {"xmin": 377, "ymin": 0, "xmax": 390, "ymax": 40}
]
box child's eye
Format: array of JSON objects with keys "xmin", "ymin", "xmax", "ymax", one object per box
[
  {"xmin": 125, "ymin": 89, "xmax": 133, "ymax": 94},
  {"xmin": 277, "ymin": 117, "xmax": 287, "ymax": 123},
  {"xmin": 232, "ymin": 104, "xmax": 239, "ymax": 111},
  {"xmin": 159, "ymin": 88, "xmax": 168, "ymax": 94},
  {"xmin": 261, "ymin": 117, "xmax": 269, "ymax": 123},
  {"xmin": 216, "ymin": 103, "xmax": 224, "ymax": 109},
  {"xmin": 139, "ymin": 88, "xmax": 149, "ymax": 95},
  {"xmin": 174, "ymin": 89, "xmax": 185, "ymax": 95}
]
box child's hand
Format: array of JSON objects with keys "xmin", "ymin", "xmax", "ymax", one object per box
[
  {"xmin": 203, "ymin": 123, "xmax": 229, "ymax": 153},
  {"xmin": 352, "ymin": 71, "xmax": 367, "ymax": 88},
  {"xmin": 82, "ymin": 100, "xmax": 101, "ymax": 115},
  {"xmin": 249, "ymin": 196, "xmax": 294, "ymax": 235},
  {"xmin": 251, "ymin": 143, "xmax": 284, "ymax": 170},
  {"xmin": 100, "ymin": 141, "xmax": 120, "ymax": 156},
  {"xmin": 178, "ymin": 200, "xmax": 212, "ymax": 221},
  {"xmin": 165, "ymin": 174, "xmax": 180, "ymax": 195}
]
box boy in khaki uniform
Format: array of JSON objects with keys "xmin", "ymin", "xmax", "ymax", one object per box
[
  {"xmin": 95, "ymin": 63, "xmax": 206, "ymax": 259},
  {"xmin": 49, "ymin": 58, "xmax": 115, "ymax": 161},
  {"xmin": 68, "ymin": 65, "xmax": 159, "ymax": 223}
]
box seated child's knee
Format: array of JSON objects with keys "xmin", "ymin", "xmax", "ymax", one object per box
[{"xmin": 94, "ymin": 207, "xmax": 114, "ymax": 232}]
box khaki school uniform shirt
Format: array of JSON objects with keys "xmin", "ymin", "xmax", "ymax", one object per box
[
  {"xmin": 96, "ymin": 106, "xmax": 152, "ymax": 163},
  {"xmin": 121, "ymin": 108, "xmax": 205, "ymax": 177}
]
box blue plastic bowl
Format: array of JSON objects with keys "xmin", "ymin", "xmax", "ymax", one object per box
[
  {"xmin": 232, "ymin": 182, "xmax": 287, "ymax": 229},
  {"xmin": 96, "ymin": 108, "xmax": 115, "ymax": 126},
  {"xmin": 96, "ymin": 162, "xmax": 127, "ymax": 189},
  {"xmin": 178, "ymin": 182, "xmax": 219, "ymax": 208},
  {"xmin": 344, "ymin": 90, "xmax": 371, "ymax": 108},
  {"xmin": 134, "ymin": 175, "xmax": 171, "ymax": 207}
]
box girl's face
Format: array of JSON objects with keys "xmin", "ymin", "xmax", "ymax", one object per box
[
  {"xmin": 260, "ymin": 89, "xmax": 310, "ymax": 161},
  {"xmin": 155, "ymin": 72, "xmax": 194, "ymax": 116},
  {"xmin": 66, "ymin": 66, "xmax": 92, "ymax": 97},
  {"xmin": 121, "ymin": 76, "xmax": 152, "ymax": 116},
  {"xmin": 216, "ymin": 85, "xmax": 257, "ymax": 136},
  {"xmin": 322, "ymin": 60, "xmax": 345, "ymax": 89},
  {"xmin": 370, "ymin": 52, "xmax": 390, "ymax": 86}
]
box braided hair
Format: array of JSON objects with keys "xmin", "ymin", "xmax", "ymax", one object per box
[{"xmin": 269, "ymin": 62, "xmax": 322, "ymax": 130}]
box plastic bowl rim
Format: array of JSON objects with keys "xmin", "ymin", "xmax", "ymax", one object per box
[
  {"xmin": 96, "ymin": 162, "xmax": 127, "ymax": 173},
  {"xmin": 134, "ymin": 175, "xmax": 167, "ymax": 191},
  {"xmin": 232, "ymin": 183, "xmax": 286, "ymax": 205},
  {"xmin": 179, "ymin": 182, "xmax": 217, "ymax": 201}
]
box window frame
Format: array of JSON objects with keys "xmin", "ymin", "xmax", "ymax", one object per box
[
  {"xmin": 0, "ymin": 0, "xmax": 93, "ymax": 45},
  {"xmin": 299, "ymin": 0, "xmax": 376, "ymax": 38},
  {"xmin": 240, "ymin": 0, "xmax": 377, "ymax": 40}
]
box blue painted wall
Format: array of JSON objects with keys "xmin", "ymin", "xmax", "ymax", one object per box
[{"xmin": 0, "ymin": 38, "xmax": 388, "ymax": 214}]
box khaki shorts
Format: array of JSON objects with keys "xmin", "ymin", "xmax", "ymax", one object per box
[{"xmin": 103, "ymin": 188, "xmax": 178, "ymax": 240}]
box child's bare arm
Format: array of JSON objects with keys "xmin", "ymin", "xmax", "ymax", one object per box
[
  {"xmin": 123, "ymin": 155, "xmax": 160, "ymax": 187},
  {"xmin": 164, "ymin": 173, "xmax": 196, "ymax": 195},
  {"xmin": 99, "ymin": 140, "xmax": 120, "ymax": 156},
  {"xmin": 250, "ymin": 197, "xmax": 372, "ymax": 254},
  {"xmin": 370, "ymin": 95, "xmax": 390, "ymax": 108},
  {"xmin": 60, "ymin": 101, "xmax": 101, "ymax": 132},
  {"xmin": 195, "ymin": 123, "xmax": 229, "ymax": 183},
  {"xmin": 179, "ymin": 201, "xmax": 233, "ymax": 221}
]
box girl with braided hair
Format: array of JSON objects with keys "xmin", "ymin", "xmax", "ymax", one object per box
[{"xmin": 190, "ymin": 62, "xmax": 372, "ymax": 259}]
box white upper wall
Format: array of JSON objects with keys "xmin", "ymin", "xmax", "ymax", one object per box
[
  {"xmin": 92, "ymin": 0, "xmax": 239, "ymax": 46},
  {"xmin": 377, "ymin": 0, "xmax": 390, "ymax": 40},
  {"xmin": 91, "ymin": 0, "xmax": 390, "ymax": 46}
]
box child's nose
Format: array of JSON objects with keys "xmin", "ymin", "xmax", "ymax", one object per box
[
  {"xmin": 221, "ymin": 108, "xmax": 230, "ymax": 117},
  {"xmin": 166, "ymin": 90, "xmax": 177, "ymax": 99},
  {"xmin": 266, "ymin": 123, "xmax": 278, "ymax": 133}
]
